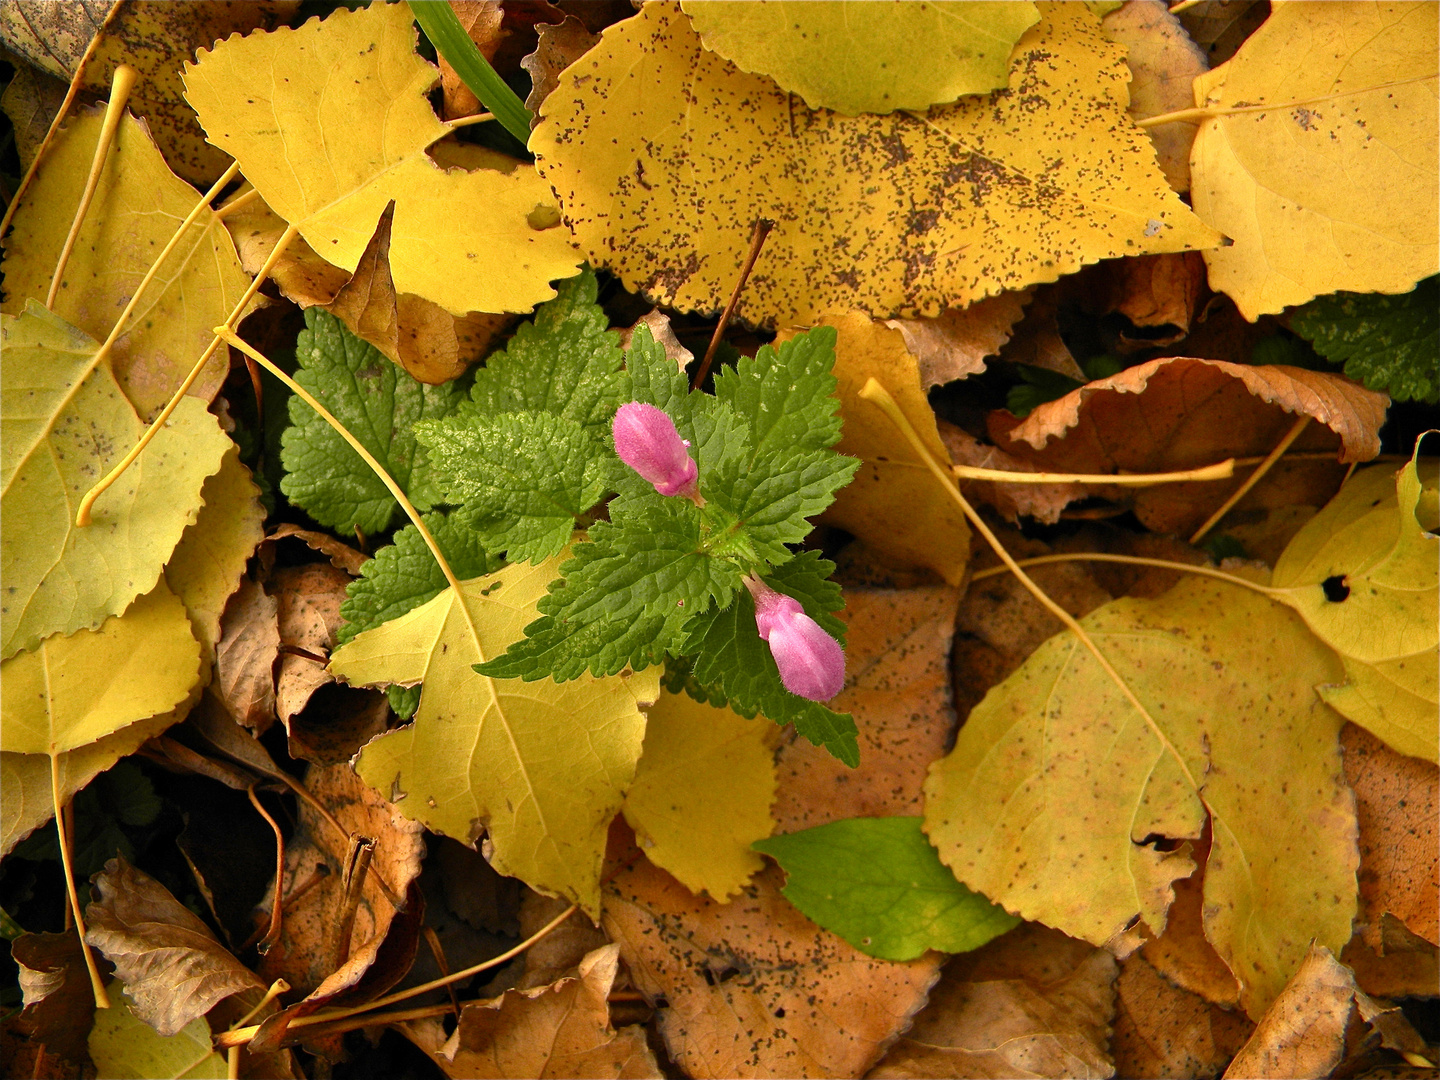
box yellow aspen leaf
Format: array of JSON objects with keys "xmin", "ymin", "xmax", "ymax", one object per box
[
  {"xmin": 533, "ymin": 1, "xmax": 1219, "ymax": 326},
  {"xmin": 1269, "ymin": 456, "xmax": 1438, "ymax": 762},
  {"xmin": 332, "ymin": 556, "xmax": 661, "ymax": 917},
  {"xmin": 182, "ymin": 1, "xmax": 581, "ymax": 317},
  {"xmin": 89, "ymin": 985, "xmax": 229, "ymax": 1080},
  {"xmin": 924, "ymin": 578, "xmax": 1358, "ymax": 1019},
  {"xmin": 815, "ymin": 313, "xmax": 971, "ymax": 585},
  {"xmin": 621, "ymin": 692, "xmax": 777, "ymax": 902},
  {"xmin": 1, "ymin": 303, "xmax": 231, "ymax": 660},
  {"xmin": 0, "ymin": 108, "xmax": 255, "ymax": 420},
  {"xmin": 1189, "ymin": 1, "xmax": 1439, "ymax": 318},
  {"xmin": 679, "ymin": 1, "xmax": 1040, "ymax": 114},
  {"xmin": 0, "ymin": 583, "xmax": 202, "ymax": 757}
]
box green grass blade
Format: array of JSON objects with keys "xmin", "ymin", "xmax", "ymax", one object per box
[{"xmin": 409, "ymin": 0, "xmax": 532, "ymax": 145}]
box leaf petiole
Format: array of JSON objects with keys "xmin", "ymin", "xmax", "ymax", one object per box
[
  {"xmin": 953, "ymin": 459, "xmax": 1235, "ymax": 485},
  {"xmin": 49, "ymin": 754, "xmax": 110, "ymax": 1009},
  {"xmin": 969, "ymin": 552, "xmax": 1280, "ymax": 598}
]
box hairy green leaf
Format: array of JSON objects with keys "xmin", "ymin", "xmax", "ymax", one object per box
[{"xmin": 1290, "ymin": 276, "xmax": 1439, "ymax": 404}]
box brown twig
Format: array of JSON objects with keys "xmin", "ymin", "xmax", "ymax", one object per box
[
  {"xmin": 692, "ymin": 218, "xmax": 774, "ymax": 389},
  {"xmin": 247, "ymin": 784, "xmax": 287, "ymax": 956},
  {"xmin": 421, "ymin": 926, "xmax": 461, "ymax": 1019},
  {"xmin": 332, "ymin": 836, "xmax": 375, "ymax": 970}
]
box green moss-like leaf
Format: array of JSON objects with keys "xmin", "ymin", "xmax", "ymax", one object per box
[{"xmin": 1290, "ymin": 277, "xmax": 1439, "ymax": 403}]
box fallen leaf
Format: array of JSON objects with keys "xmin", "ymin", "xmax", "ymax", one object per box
[
  {"xmin": 0, "ymin": 65, "xmax": 67, "ymax": 172},
  {"xmin": 1342, "ymin": 723, "xmax": 1439, "ymax": 947},
  {"xmin": 885, "ymin": 290, "xmax": 1031, "ymax": 389},
  {"xmin": 680, "ymin": 1, "xmax": 1040, "ymax": 114},
  {"xmin": 1, "ymin": 303, "xmax": 231, "ymax": 658},
  {"xmin": 925, "ymin": 578, "xmax": 1359, "ymax": 1018},
  {"xmin": 437, "ymin": 0, "xmax": 506, "ymax": 119},
  {"xmin": 337, "ymin": 556, "xmax": 661, "ymax": 915},
  {"xmin": 163, "ymin": 448, "xmax": 266, "ymax": 665},
  {"xmin": 0, "ymin": 108, "xmax": 256, "ymax": 419},
  {"xmin": 621, "ymin": 691, "xmax": 776, "ymax": 902},
  {"xmin": 415, "ymin": 943, "xmax": 662, "ymax": 1079},
  {"xmin": 534, "ymin": 1, "xmax": 1219, "ymax": 326},
  {"xmin": 87, "ymin": 985, "xmax": 229, "ymax": 1080},
  {"xmin": 517, "ymin": 892, "xmax": 610, "ymax": 991},
  {"xmin": 992, "ymin": 284, "xmax": 1086, "ymax": 379},
  {"xmin": 618, "ymin": 309, "xmax": 693, "ymax": 370},
  {"xmin": 1110, "ymin": 950, "xmax": 1253, "ymax": 1080},
  {"xmin": 772, "ymin": 584, "xmax": 964, "ymax": 833},
  {"xmin": 604, "ymin": 854, "xmax": 941, "ymax": 1079},
  {"xmin": 261, "ymin": 524, "xmax": 368, "ymax": 577},
  {"xmin": 992, "ymin": 355, "xmax": 1389, "ymax": 535},
  {"xmin": 1270, "ymin": 457, "xmax": 1439, "ymax": 761},
  {"xmin": 272, "ymin": 561, "xmax": 352, "ymax": 725},
  {"xmin": 284, "ymin": 687, "xmax": 390, "ymax": 768},
  {"xmin": 1174, "ymin": 0, "xmax": 1267, "ymax": 66},
  {"xmin": 1342, "ymin": 916, "xmax": 1440, "ymax": 1001},
  {"xmin": 11, "ymin": 930, "xmax": 103, "ymax": 1071},
  {"xmin": 1139, "ymin": 840, "xmax": 1242, "ymax": 1009},
  {"xmin": 0, "ymin": 0, "xmax": 107, "ymax": 79},
  {"xmin": 213, "ymin": 578, "xmax": 280, "ymax": 734},
  {"xmin": 1189, "ymin": 1, "xmax": 1439, "ymax": 318},
  {"xmin": 1102, "ymin": 0, "xmax": 1209, "ymax": 192},
  {"xmin": 85, "ymin": 856, "xmax": 264, "ymax": 1036},
  {"xmin": 817, "ymin": 314, "xmax": 971, "ymax": 585},
  {"xmin": 939, "ymin": 421, "xmax": 1088, "ymax": 526},
  {"xmin": 184, "ymin": 1, "xmax": 581, "ymax": 316},
  {"xmin": 1103, "ymin": 252, "xmax": 1209, "ymax": 347},
  {"xmin": 868, "ymin": 922, "xmax": 1118, "ymax": 1080},
  {"xmin": 521, "ymin": 15, "xmax": 600, "ymax": 122}
]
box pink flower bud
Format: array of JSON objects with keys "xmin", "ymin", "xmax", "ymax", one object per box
[
  {"xmin": 746, "ymin": 576, "xmax": 846, "ymax": 702},
  {"xmin": 613, "ymin": 402, "xmax": 699, "ymax": 499}
]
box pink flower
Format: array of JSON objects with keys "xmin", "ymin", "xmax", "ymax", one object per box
[
  {"xmin": 746, "ymin": 576, "xmax": 845, "ymax": 702},
  {"xmin": 612, "ymin": 402, "xmax": 700, "ymax": 499}
]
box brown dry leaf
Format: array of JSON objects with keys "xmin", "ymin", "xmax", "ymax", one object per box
[
  {"xmin": 1140, "ymin": 841, "xmax": 1243, "ymax": 1009},
  {"xmin": 605, "ymin": 851, "xmax": 941, "ymax": 1079},
  {"xmin": 518, "ymin": 892, "xmax": 610, "ymax": 991},
  {"xmin": 271, "ymin": 562, "xmax": 352, "ymax": 725},
  {"xmin": 994, "ymin": 288, "xmax": 1086, "ymax": 379},
  {"xmin": 817, "ymin": 313, "xmax": 971, "ymax": 585},
  {"xmin": 868, "ymin": 922, "xmax": 1118, "ymax": 1080},
  {"xmin": 1174, "ymin": 1, "xmax": 1268, "ymax": 67},
  {"xmin": 415, "ymin": 944, "xmax": 662, "ymax": 1079},
  {"xmin": 885, "ymin": 292, "xmax": 1032, "ymax": 390},
  {"xmin": 1342, "ymin": 723, "xmax": 1439, "ymax": 949},
  {"xmin": 1104, "ymin": 252, "xmax": 1208, "ymax": 348},
  {"xmin": 939, "ymin": 421, "xmax": 1088, "ymax": 526},
  {"xmin": 284, "ymin": 687, "xmax": 390, "ymax": 767},
  {"xmin": 256, "ymin": 762, "xmax": 425, "ymax": 998},
  {"xmin": 10, "ymin": 930, "xmax": 103, "ymax": 1071},
  {"xmin": 772, "ymin": 586, "xmax": 962, "ymax": 834},
  {"xmin": 1342, "ymin": 916, "xmax": 1440, "ymax": 1001},
  {"xmin": 522, "ymin": 15, "xmax": 601, "ymax": 122},
  {"xmin": 439, "ymin": 1, "xmax": 506, "ymax": 119},
  {"xmin": 1102, "ymin": 0, "xmax": 1209, "ymax": 193},
  {"xmin": 85, "ymin": 856, "xmax": 264, "ymax": 1037},
  {"xmin": 618, "ymin": 309, "xmax": 693, "ymax": 371},
  {"xmin": 992, "ymin": 357, "xmax": 1389, "ymax": 535},
  {"xmin": 0, "ymin": 1, "xmax": 108, "ymax": 79},
  {"xmin": 1110, "ymin": 951, "xmax": 1253, "ymax": 1080},
  {"xmin": 0, "ymin": 65, "xmax": 67, "ymax": 172},
  {"xmin": 261, "ymin": 525, "xmax": 368, "ymax": 578},
  {"xmin": 214, "ymin": 578, "xmax": 280, "ymax": 735}
]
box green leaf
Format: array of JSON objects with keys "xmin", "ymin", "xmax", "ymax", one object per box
[
  {"xmin": 1289, "ymin": 277, "xmax": 1439, "ymax": 403},
  {"xmin": 720, "ymin": 448, "xmax": 858, "ymax": 564},
  {"xmin": 89, "ymin": 990, "xmax": 228, "ymax": 1080},
  {"xmin": 753, "ymin": 817, "xmax": 1019, "ymax": 961},
  {"xmin": 417, "ymin": 412, "xmax": 609, "ymax": 564},
  {"xmin": 712, "ymin": 327, "xmax": 843, "ymax": 456},
  {"xmin": 280, "ymin": 308, "xmax": 465, "ymax": 535},
  {"xmin": 682, "ymin": 552, "xmax": 858, "ymax": 766}
]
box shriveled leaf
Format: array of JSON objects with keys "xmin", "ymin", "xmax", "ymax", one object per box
[
  {"xmin": 2, "ymin": 303, "xmax": 230, "ymax": 658},
  {"xmin": 1189, "ymin": 1, "xmax": 1439, "ymax": 318},
  {"xmin": 534, "ymin": 1, "xmax": 1219, "ymax": 326},
  {"xmin": 414, "ymin": 944, "xmax": 662, "ymax": 1079},
  {"xmin": 88, "ymin": 987, "xmax": 229, "ymax": 1080},
  {"xmin": 85, "ymin": 856, "xmax": 263, "ymax": 1036},
  {"xmin": 756, "ymin": 817, "xmax": 1018, "ymax": 962},
  {"xmin": 680, "ymin": 1, "xmax": 1040, "ymax": 113},
  {"xmin": 213, "ymin": 578, "xmax": 280, "ymax": 733},
  {"xmin": 885, "ymin": 290, "xmax": 1031, "ymax": 389},
  {"xmin": 621, "ymin": 691, "xmax": 776, "ymax": 901},
  {"xmin": 1291, "ymin": 276, "xmax": 1440, "ymax": 404},
  {"xmin": 1110, "ymin": 951, "xmax": 1253, "ymax": 1080},
  {"xmin": 0, "ymin": 109, "xmax": 255, "ymax": 419},
  {"xmin": 184, "ymin": 1, "xmax": 581, "ymax": 316},
  {"xmin": 818, "ymin": 313, "xmax": 971, "ymax": 584},
  {"xmin": 337, "ymin": 557, "xmax": 661, "ymax": 915},
  {"xmin": 436, "ymin": 0, "xmax": 507, "ymax": 119},
  {"xmin": 1270, "ymin": 456, "xmax": 1439, "ymax": 761},
  {"xmin": 1139, "ymin": 848, "xmax": 1242, "ymax": 1008},
  {"xmin": 521, "ymin": 15, "xmax": 600, "ymax": 120},
  {"xmin": 272, "ymin": 561, "xmax": 352, "ymax": 725},
  {"xmin": 11, "ymin": 930, "xmax": 102, "ymax": 1070},
  {"xmin": 605, "ymin": 856, "xmax": 941, "ymax": 1078},
  {"xmin": 925, "ymin": 579, "xmax": 1359, "ymax": 1019},
  {"xmin": 0, "ymin": 0, "xmax": 107, "ymax": 78},
  {"xmin": 869, "ymin": 922, "xmax": 1118, "ymax": 1080}
]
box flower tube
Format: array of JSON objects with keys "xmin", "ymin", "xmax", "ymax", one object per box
[
  {"xmin": 745, "ymin": 576, "xmax": 845, "ymax": 702},
  {"xmin": 612, "ymin": 401, "xmax": 700, "ymax": 499}
]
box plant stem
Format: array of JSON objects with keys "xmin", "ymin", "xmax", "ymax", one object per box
[
  {"xmin": 49, "ymin": 755, "xmax": 109, "ymax": 1009},
  {"xmin": 693, "ymin": 218, "xmax": 775, "ymax": 389},
  {"xmin": 969, "ymin": 552, "xmax": 1279, "ymax": 598},
  {"xmin": 1189, "ymin": 416, "xmax": 1310, "ymax": 543},
  {"xmin": 410, "ymin": 1, "xmax": 532, "ymax": 143},
  {"xmin": 246, "ymin": 784, "xmax": 286, "ymax": 955},
  {"xmin": 954, "ymin": 459, "xmax": 1234, "ymax": 485},
  {"xmin": 47, "ymin": 65, "xmax": 137, "ymax": 309}
]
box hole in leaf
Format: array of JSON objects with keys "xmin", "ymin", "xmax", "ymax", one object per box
[{"xmin": 1322, "ymin": 575, "xmax": 1351, "ymax": 602}]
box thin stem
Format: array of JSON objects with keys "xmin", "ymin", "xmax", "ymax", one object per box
[
  {"xmin": 1167, "ymin": 0, "xmax": 1205, "ymax": 14},
  {"xmin": 1134, "ymin": 75, "xmax": 1433, "ymax": 129},
  {"xmin": 421, "ymin": 925, "xmax": 462, "ymax": 1018},
  {"xmin": 232, "ymin": 980, "xmax": 291, "ymax": 1029},
  {"xmin": 213, "ymin": 186, "xmax": 261, "ymax": 221},
  {"xmin": 247, "ymin": 784, "xmax": 286, "ymax": 955},
  {"xmin": 332, "ymin": 836, "xmax": 375, "ymax": 971},
  {"xmin": 50, "ymin": 755, "xmax": 109, "ymax": 1009},
  {"xmin": 955, "ymin": 459, "xmax": 1234, "ymax": 485},
  {"xmin": 215, "ymin": 902, "xmax": 580, "ymax": 1048},
  {"xmin": 252, "ymin": 1003, "xmax": 455, "ymax": 1043},
  {"xmin": 443, "ymin": 111, "xmax": 496, "ymax": 130},
  {"xmin": 47, "ymin": 65, "xmax": 138, "ymax": 309},
  {"xmin": 76, "ymin": 224, "xmax": 299, "ymax": 527},
  {"xmin": 859, "ymin": 378, "xmax": 1203, "ymax": 795},
  {"xmin": 1189, "ymin": 416, "xmax": 1310, "ymax": 543},
  {"xmin": 226, "ymin": 1045, "xmax": 241, "ymax": 1080},
  {"xmin": 970, "ymin": 552, "xmax": 1279, "ymax": 598},
  {"xmin": 693, "ymin": 218, "xmax": 774, "ymax": 389}
]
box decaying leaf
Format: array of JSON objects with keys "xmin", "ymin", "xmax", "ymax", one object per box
[
  {"xmin": 517, "ymin": 892, "xmax": 611, "ymax": 992},
  {"xmin": 1139, "ymin": 842, "xmax": 1242, "ymax": 1009},
  {"xmin": 534, "ymin": 1, "xmax": 1219, "ymax": 326},
  {"xmin": 1189, "ymin": 1, "xmax": 1439, "ymax": 318},
  {"xmin": 183, "ymin": 1, "xmax": 581, "ymax": 316},
  {"xmin": 818, "ymin": 314, "xmax": 971, "ymax": 585},
  {"xmin": 337, "ymin": 556, "xmax": 661, "ymax": 915},
  {"xmin": 0, "ymin": 0, "xmax": 108, "ymax": 79},
  {"xmin": 1110, "ymin": 950, "xmax": 1253, "ymax": 1080},
  {"xmin": 0, "ymin": 65, "xmax": 67, "ymax": 172},
  {"xmin": 605, "ymin": 854, "xmax": 941, "ymax": 1079},
  {"xmin": 213, "ymin": 578, "xmax": 280, "ymax": 734},
  {"xmin": 88, "ymin": 986, "xmax": 229, "ymax": 1080},
  {"xmin": 681, "ymin": 1, "xmax": 1040, "ymax": 114},
  {"xmin": 11, "ymin": 930, "xmax": 102, "ymax": 1071},
  {"xmin": 1, "ymin": 304, "xmax": 231, "ymax": 658},
  {"xmin": 521, "ymin": 15, "xmax": 600, "ymax": 121},
  {"xmin": 272, "ymin": 561, "xmax": 351, "ymax": 725},
  {"xmin": 409, "ymin": 943, "xmax": 662, "ymax": 1079},
  {"xmin": 885, "ymin": 290, "xmax": 1031, "ymax": 389},
  {"xmin": 1, "ymin": 108, "xmax": 256, "ymax": 419},
  {"xmin": 940, "ymin": 421, "xmax": 1088, "ymax": 526},
  {"xmin": 869, "ymin": 922, "xmax": 1118, "ymax": 1080},
  {"xmin": 1103, "ymin": 251, "xmax": 1209, "ymax": 345},
  {"xmin": 621, "ymin": 691, "xmax": 776, "ymax": 902},
  {"xmin": 925, "ymin": 579, "xmax": 1359, "ymax": 1018},
  {"xmin": 84, "ymin": 856, "xmax": 264, "ymax": 1037}
]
